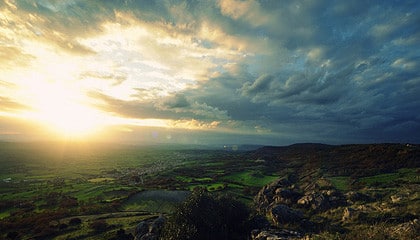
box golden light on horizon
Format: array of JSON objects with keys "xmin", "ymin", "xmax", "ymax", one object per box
[{"xmin": 20, "ymin": 79, "xmax": 109, "ymax": 139}]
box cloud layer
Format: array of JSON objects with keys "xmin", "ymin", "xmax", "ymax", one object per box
[{"xmin": 0, "ymin": 0, "xmax": 419, "ymax": 144}]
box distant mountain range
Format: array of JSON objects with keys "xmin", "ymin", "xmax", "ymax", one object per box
[{"xmin": 250, "ymin": 143, "xmax": 419, "ymax": 177}]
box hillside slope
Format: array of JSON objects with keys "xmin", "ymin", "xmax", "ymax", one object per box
[{"xmin": 248, "ymin": 143, "xmax": 419, "ymax": 239}]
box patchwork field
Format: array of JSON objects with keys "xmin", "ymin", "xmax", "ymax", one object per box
[
  {"xmin": 0, "ymin": 142, "xmax": 418, "ymax": 239},
  {"xmin": 0, "ymin": 142, "xmax": 274, "ymax": 239}
]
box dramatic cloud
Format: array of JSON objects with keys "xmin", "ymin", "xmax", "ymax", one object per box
[{"xmin": 0, "ymin": 0, "xmax": 419, "ymax": 144}]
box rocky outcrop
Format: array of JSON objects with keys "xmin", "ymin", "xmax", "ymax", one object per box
[
  {"xmin": 134, "ymin": 216, "xmax": 165, "ymax": 240},
  {"xmin": 345, "ymin": 191, "xmax": 372, "ymax": 204},
  {"xmin": 255, "ymin": 177, "xmax": 297, "ymax": 212},
  {"xmin": 255, "ymin": 177, "xmax": 345, "ymax": 216},
  {"xmin": 297, "ymin": 189, "xmax": 345, "ymax": 212},
  {"xmin": 251, "ymin": 229, "xmax": 303, "ymax": 240},
  {"xmin": 342, "ymin": 207, "xmax": 357, "ymax": 222},
  {"xmin": 391, "ymin": 219, "xmax": 419, "ymax": 238},
  {"xmin": 270, "ymin": 205, "xmax": 303, "ymax": 225},
  {"xmin": 274, "ymin": 189, "xmax": 302, "ymax": 205}
]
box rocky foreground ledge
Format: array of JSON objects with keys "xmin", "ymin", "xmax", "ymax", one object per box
[{"xmin": 132, "ymin": 144, "xmax": 419, "ymax": 240}]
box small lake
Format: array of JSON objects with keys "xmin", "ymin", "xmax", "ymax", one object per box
[
  {"xmin": 123, "ymin": 190, "xmax": 190, "ymax": 213},
  {"xmin": 128, "ymin": 190, "xmax": 190, "ymax": 202}
]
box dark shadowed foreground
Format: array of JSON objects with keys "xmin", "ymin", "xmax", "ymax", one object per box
[{"xmin": 0, "ymin": 142, "xmax": 418, "ymax": 239}]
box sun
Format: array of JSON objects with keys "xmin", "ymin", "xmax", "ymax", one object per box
[
  {"xmin": 37, "ymin": 102, "xmax": 104, "ymax": 139},
  {"xmin": 25, "ymin": 81, "xmax": 108, "ymax": 140}
]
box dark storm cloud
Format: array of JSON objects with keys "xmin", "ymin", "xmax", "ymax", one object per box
[
  {"xmin": 89, "ymin": 91, "xmax": 229, "ymax": 121},
  {"xmin": 86, "ymin": 0, "xmax": 420, "ymax": 142},
  {"xmin": 160, "ymin": 94, "xmax": 190, "ymax": 109},
  {"xmin": 2, "ymin": 0, "xmax": 419, "ymax": 144},
  {"xmin": 205, "ymin": 0, "xmax": 420, "ymax": 143}
]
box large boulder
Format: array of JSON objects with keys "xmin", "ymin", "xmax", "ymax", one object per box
[
  {"xmin": 342, "ymin": 207, "xmax": 357, "ymax": 222},
  {"xmin": 391, "ymin": 219, "xmax": 419, "ymax": 239},
  {"xmin": 139, "ymin": 232, "xmax": 158, "ymax": 240},
  {"xmin": 134, "ymin": 216, "xmax": 165, "ymax": 240},
  {"xmin": 149, "ymin": 216, "xmax": 165, "ymax": 234},
  {"xmin": 255, "ymin": 178, "xmax": 298, "ymax": 212},
  {"xmin": 135, "ymin": 221, "xmax": 149, "ymax": 237},
  {"xmin": 251, "ymin": 229, "xmax": 303, "ymax": 240},
  {"xmin": 270, "ymin": 204, "xmax": 303, "ymax": 225},
  {"xmin": 297, "ymin": 191, "xmax": 329, "ymax": 211},
  {"xmin": 345, "ymin": 191, "xmax": 372, "ymax": 203},
  {"xmin": 297, "ymin": 190, "xmax": 345, "ymax": 212},
  {"xmin": 273, "ymin": 189, "xmax": 302, "ymax": 205}
]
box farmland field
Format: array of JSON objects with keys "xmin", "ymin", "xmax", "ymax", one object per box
[
  {"xmin": 1, "ymin": 142, "xmax": 418, "ymax": 239},
  {"xmin": 0, "ymin": 142, "xmax": 270, "ymax": 239}
]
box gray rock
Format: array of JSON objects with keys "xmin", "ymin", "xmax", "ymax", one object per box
[
  {"xmin": 140, "ymin": 232, "xmax": 158, "ymax": 240},
  {"xmin": 270, "ymin": 204, "xmax": 303, "ymax": 225},
  {"xmin": 297, "ymin": 190, "xmax": 345, "ymax": 212},
  {"xmin": 391, "ymin": 219, "xmax": 419, "ymax": 238},
  {"xmin": 149, "ymin": 216, "xmax": 165, "ymax": 234},
  {"xmin": 342, "ymin": 207, "xmax": 357, "ymax": 222},
  {"xmin": 255, "ymin": 178, "xmax": 298, "ymax": 213},
  {"xmin": 274, "ymin": 189, "xmax": 302, "ymax": 205},
  {"xmin": 297, "ymin": 192, "xmax": 330, "ymax": 211},
  {"xmin": 345, "ymin": 191, "xmax": 372, "ymax": 203},
  {"xmin": 390, "ymin": 194, "xmax": 403, "ymax": 203},
  {"xmin": 251, "ymin": 229, "xmax": 303, "ymax": 240},
  {"xmin": 135, "ymin": 221, "xmax": 149, "ymax": 237},
  {"xmin": 135, "ymin": 216, "xmax": 166, "ymax": 240}
]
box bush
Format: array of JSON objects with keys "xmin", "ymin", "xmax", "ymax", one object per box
[
  {"xmin": 69, "ymin": 217, "xmax": 82, "ymax": 226},
  {"xmin": 6, "ymin": 231, "xmax": 19, "ymax": 240},
  {"xmin": 161, "ymin": 189, "xmax": 250, "ymax": 240},
  {"xmin": 89, "ymin": 219, "xmax": 108, "ymax": 233}
]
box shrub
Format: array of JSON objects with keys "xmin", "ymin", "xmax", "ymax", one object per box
[
  {"xmin": 6, "ymin": 231, "xmax": 19, "ymax": 240},
  {"xmin": 58, "ymin": 223, "xmax": 68, "ymax": 230},
  {"xmin": 161, "ymin": 189, "xmax": 250, "ymax": 240},
  {"xmin": 89, "ymin": 219, "xmax": 108, "ymax": 233},
  {"xmin": 69, "ymin": 217, "xmax": 82, "ymax": 226}
]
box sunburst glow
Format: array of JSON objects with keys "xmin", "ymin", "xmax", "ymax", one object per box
[
  {"xmin": 22, "ymin": 79, "xmax": 108, "ymax": 139},
  {"xmin": 0, "ymin": 0, "xmax": 417, "ymax": 144}
]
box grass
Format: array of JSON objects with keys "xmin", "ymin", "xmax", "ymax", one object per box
[
  {"xmin": 329, "ymin": 176, "xmax": 350, "ymax": 191},
  {"xmin": 73, "ymin": 184, "xmax": 132, "ymax": 201},
  {"xmin": 1, "ymin": 142, "xmax": 418, "ymax": 240},
  {"xmin": 188, "ymin": 183, "xmax": 225, "ymax": 191},
  {"xmin": 122, "ymin": 190, "xmax": 189, "ymax": 212},
  {"xmin": 88, "ymin": 177, "xmax": 115, "ymax": 183},
  {"xmin": 175, "ymin": 176, "xmax": 213, "ymax": 183},
  {"xmin": 359, "ymin": 172, "xmax": 400, "ymax": 185},
  {"xmin": 55, "ymin": 214, "xmax": 156, "ymax": 240},
  {"xmin": 0, "ymin": 211, "xmax": 11, "ymax": 219},
  {"xmin": 397, "ymin": 168, "xmax": 419, "ymax": 183},
  {"xmin": 222, "ymin": 170, "xmax": 278, "ymax": 187},
  {"xmin": 122, "ymin": 200, "xmax": 176, "ymax": 212},
  {"xmin": 329, "ymin": 168, "xmax": 419, "ymax": 191}
]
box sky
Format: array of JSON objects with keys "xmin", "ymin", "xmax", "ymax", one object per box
[{"xmin": 0, "ymin": 0, "xmax": 419, "ymax": 145}]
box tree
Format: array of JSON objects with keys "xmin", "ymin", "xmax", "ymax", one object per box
[
  {"xmin": 161, "ymin": 189, "xmax": 250, "ymax": 240},
  {"xmin": 69, "ymin": 217, "xmax": 82, "ymax": 226},
  {"xmin": 89, "ymin": 219, "xmax": 108, "ymax": 233}
]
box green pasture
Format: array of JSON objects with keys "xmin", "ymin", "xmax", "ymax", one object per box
[
  {"xmin": 359, "ymin": 168, "xmax": 419, "ymax": 186},
  {"xmin": 329, "ymin": 176, "xmax": 350, "ymax": 191},
  {"xmin": 360, "ymin": 173, "xmax": 399, "ymax": 185},
  {"xmin": 328, "ymin": 168, "xmax": 419, "ymax": 190},
  {"xmin": 187, "ymin": 183, "xmax": 225, "ymax": 191},
  {"xmin": 54, "ymin": 213, "xmax": 156, "ymax": 240},
  {"xmin": 122, "ymin": 190, "xmax": 189, "ymax": 213},
  {"xmin": 222, "ymin": 170, "xmax": 278, "ymax": 187},
  {"xmin": 396, "ymin": 168, "xmax": 419, "ymax": 182},
  {"xmin": 175, "ymin": 176, "xmax": 213, "ymax": 183}
]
